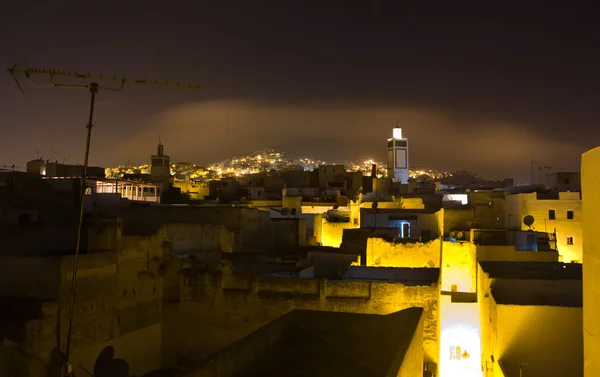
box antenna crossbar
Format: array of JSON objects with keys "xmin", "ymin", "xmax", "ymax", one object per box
[{"xmin": 7, "ymin": 64, "xmax": 200, "ymax": 92}]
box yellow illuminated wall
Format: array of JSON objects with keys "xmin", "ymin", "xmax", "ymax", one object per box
[
  {"xmin": 366, "ymin": 237, "xmax": 441, "ymax": 268},
  {"xmin": 505, "ymin": 192, "xmax": 582, "ymax": 263},
  {"xmin": 321, "ymin": 220, "xmax": 358, "ymax": 247},
  {"xmin": 441, "ymin": 241, "xmax": 477, "ymax": 293},
  {"xmin": 439, "ymin": 295, "xmax": 482, "ymax": 377},
  {"xmin": 582, "ymin": 147, "xmax": 600, "ymax": 377}
]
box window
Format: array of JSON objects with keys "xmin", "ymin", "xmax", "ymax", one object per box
[
  {"xmin": 18, "ymin": 213, "xmax": 31, "ymax": 225},
  {"xmin": 449, "ymin": 346, "xmax": 462, "ymax": 360},
  {"xmin": 549, "ymin": 209, "xmax": 556, "ymax": 220},
  {"xmin": 353, "ymin": 218, "xmax": 358, "ymax": 225},
  {"xmin": 257, "ymin": 190, "xmax": 262, "ymax": 197},
  {"xmin": 567, "ymin": 210, "xmax": 574, "ymax": 220},
  {"xmin": 564, "ymin": 178, "xmax": 570, "ymax": 185},
  {"xmin": 567, "ymin": 237, "xmax": 574, "ymax": 245}
]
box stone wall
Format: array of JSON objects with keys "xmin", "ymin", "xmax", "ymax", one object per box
[
  {"xmin": 366, "ymin": 238, "xmax": 441, "ymax": 268},
  {"xmin": 0, "ymin": 227, "xmax": 171, "ymax": 377},
  {"xmin": 119, "ymin": 205, "xmax": 273, "ymax": 252},
  {"xmin": 162, "ymin": 269, "xmax": 440, "ymax": 370},
  {"xmin": 165, "ymin": 223, "xmax": 233, "ymax": 256}
]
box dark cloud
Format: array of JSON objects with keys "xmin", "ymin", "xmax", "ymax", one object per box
[
  {"xmin": 108, "ymin": 100, "xmax": 583, "ymax": 183},
  {"xmin": 0, "ymin": 1, "xmax": 598, "ymax": 182}
]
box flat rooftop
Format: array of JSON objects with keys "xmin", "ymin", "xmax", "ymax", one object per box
[
  {"xmin": 342, "ymin": 266, "xmax": 439, "ymax": 285},
  {"xmin": 480, "ymin": 261, "xmax": 581, "ymax": 280},
  {"xmin": 481, "ymin": 261, "xmax": 582, "ymax": 307}
]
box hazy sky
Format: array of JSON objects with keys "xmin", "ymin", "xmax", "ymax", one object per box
[{"xmin": 1, "ymin": 2, "xmax": 599, "ymax": 183}]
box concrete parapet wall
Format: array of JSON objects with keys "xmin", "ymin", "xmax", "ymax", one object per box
[
  {"xmin": 366, "ymin": 238, "xmax": 441, "ymax": 268},
  {"xmin": 164, "ymin": 270, "xmax": 440, "ymax": 369}
]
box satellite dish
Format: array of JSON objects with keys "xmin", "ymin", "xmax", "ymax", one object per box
[
  {"xmin": 372, "ymin": 201, "xmax": 379, "ymax": 210},
  {"xmin": 290, "ymin": 208, "xmax": 297, "ymax": 216},
  {"xmin": 358, "ymin": 186, "xmax": 364, "ymax": 193},
  {"xmin": 280, "ymin": 207, "xmax": 290, "ymax": 216},
  {"xmin": 449, "ymin": 231, "xmax": 456, "ymax": 238},
  {"xmin": 523, "ymin": 215, "xmax": 535, "ymax": 228},
  {"xmin": 240, "ymin": 197, "xmax": 247, "ymax": 203}
]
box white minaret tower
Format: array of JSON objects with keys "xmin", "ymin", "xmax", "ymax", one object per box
[{"xmin": 387, "ymin": 125, "xmax": 409, "ymax": 183}]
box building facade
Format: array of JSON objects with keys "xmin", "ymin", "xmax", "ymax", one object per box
[
  {"xmin": 505, "ymin": 191, "xmax": 582, "ymax": 263},
  {"xmin": 582, "ymin": 147, "xmax": 600, "ymax": 377}
]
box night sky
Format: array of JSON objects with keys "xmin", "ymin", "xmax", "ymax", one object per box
[{"xmin": 1, "ymin": 2, "xmax": 599, "ymax": 183}]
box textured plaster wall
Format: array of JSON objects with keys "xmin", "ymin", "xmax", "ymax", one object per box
[
  {"xmin": 443, "ymin": 208, "xmax": 475, "ymax": 234},
  {"xmin": 163, "ymin": 271, "xmax": 440, "ymax": 370},
  {"xmin": 321, "ymin": 220, "xmax": 357, "ymax": 247},
  {"xmin": 4, "ymin": 227, "xmax": 171, "ymax": 377},
  {"xmin": 582, "ymin": 146, "xmax": 600, "ymax": 377},
  {"xmin": 441, "ymin": 241, "xmax": 477, "ymax": 293},
  {"xmin": 0, "ymin": 256, "xmax": 61, "ymax": 299},
  {"xmin": 478, "ymin": 265, "xmax": 499, "ymax": 377},
  {"xmin": 366, "ymin": 237, "xmax": 440, "ymax": 268},
  {"xmin": 166, "ymin": 223, "xmax": 233, "ymax": 255}
]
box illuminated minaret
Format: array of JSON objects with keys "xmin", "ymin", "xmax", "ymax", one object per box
[
  {"xmin": 387, "ymin": 125, "xmax": 409, "ymax": 183},
  {"xmin": 151, "ymin": 135, "xmax": 171, "ymax": 183}
]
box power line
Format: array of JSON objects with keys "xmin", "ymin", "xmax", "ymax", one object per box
[{"xmin": 7, "ymin": 64, "xmax": 200, "ymax": 377}]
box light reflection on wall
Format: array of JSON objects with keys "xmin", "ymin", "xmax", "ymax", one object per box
[
  {"xmin": 440, "ymin": 326, "xmax": 482, "ymax": 377},
  {"xmin": 444, "ymin": 194, "xmax": 468, "ymax": 205},
  {"xmin": 440, "ymin": 295, "xmax": 483, "ymax": 377}
]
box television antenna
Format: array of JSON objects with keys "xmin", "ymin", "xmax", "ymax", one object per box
[{"xmin": 7, "ymin": 64, "xmax": 199, "ymax": 376}]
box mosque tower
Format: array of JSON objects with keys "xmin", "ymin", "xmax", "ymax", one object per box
[
  {"xmin": 150, "ymin": 135, "xmax": 171, "ymax": 183},
  {"xmin": 386, "ymin": 125, "xmax": 409, "ymax": 183}
]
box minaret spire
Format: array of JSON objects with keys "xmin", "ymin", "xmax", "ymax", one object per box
[{"xmin": 157, "ymin": 134, "xmax": 164, "ymax": 156}]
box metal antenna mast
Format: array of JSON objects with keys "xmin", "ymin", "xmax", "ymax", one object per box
[{"xmin": 7, "ymin": 65, "xmax": 199, "ymax": 377}]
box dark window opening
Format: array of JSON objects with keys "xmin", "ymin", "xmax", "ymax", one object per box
[
  {"xmin": 18, "ymin": 213, "xmax": 31, "ymax": 225},
  {"xmin": 567, "ymin": 210, "xmax": 574, "ymax": 220},
  {"xmin": 567, "ymin": 237, "xmax": 574, "ymax": 245},
  {"xmin": 564, "ymin": 178, "xmax": 570, "ymax": 185},
  {"xmin": 549, "ymin": 209, "xmax": 556, "ymax": 220}
]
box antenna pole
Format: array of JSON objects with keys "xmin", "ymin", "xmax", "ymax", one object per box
[
  {"xmin": 64, "ymin": 82, "xmax": 98, "ymax": 363},
  {"xmin": 5, "ymin": 65, "xmax": 199, "ymax": 377},
  {"xmin": 530, "ymin": 155, "xmax": 534, "ymax": 186}
]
